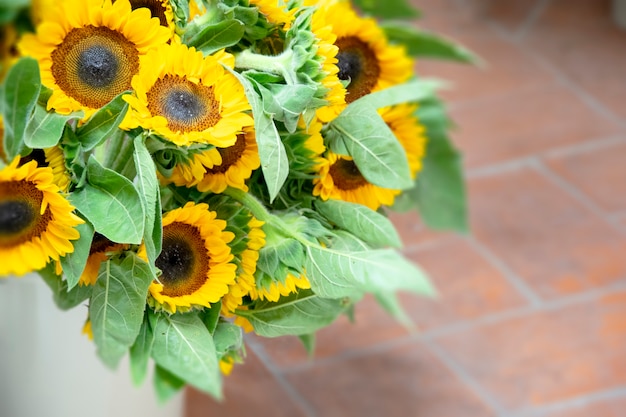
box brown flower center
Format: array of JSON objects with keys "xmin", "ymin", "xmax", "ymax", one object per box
[
  {"xmin": 127, "ymin": 0, "xmax": 169, "ymax": 27},
  {"xmin": 328, "ymin": 158, "xmax": 368, "ymax": 190},
  {"xmin": 156, "ymin": 222, "xmax": 210, "ymax": 297},
  {"xmin": 206, "ymin": 133, "xmax": 246, "ymax": 174},
  {"xmin": 51, "ymin": 25, "xmax": 139, "ymax": 109},
  {"xmin": 335, "ymin": 36, "xmax": 380, "ymax": 104},
  {"xmin": 19, "ymin": 149, "xmax": 48, "ymax": 168},
  {"xmin": 0, "ymin": 181, "xmax": 52, "ymax": 248},
  {"xmin": 147, "ymin": 75, "xmax": 221, "ymax": 133}
]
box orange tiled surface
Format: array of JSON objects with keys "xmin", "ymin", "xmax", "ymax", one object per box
[{"xmin": 186, "ymin": 1, "xmax": 626, "ymax": 416}]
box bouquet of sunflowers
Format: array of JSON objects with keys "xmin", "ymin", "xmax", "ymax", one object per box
[{"xmin": 0, "ymin": 0, "xmax": 473, "ymax": 402}]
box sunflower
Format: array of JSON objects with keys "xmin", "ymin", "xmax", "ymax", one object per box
[
  {"xmin": 307, "ymin": 0, "xmax": 346, "ymax": 122},
  {"xmin": 123, "ymin": 43, "xmax": 253, "ymax": 147},
  {"xmin": 0, "ymin": 24, "xmax": 19, "ymax": 81},
  {"xmin": 78, "ymin": 232, "xmax": 129, "ymax": 286},
  {"xmin": 249, "ymin": 273, "xmax": 311, "ymax": 302},
  {"xmin": 250, "ymin": 0, "xmax": 294, "ymax": 29},
  {"xmin": 145, "ymin": 202, "xmax": 237, "ymax": 313},
  {"xmin": 0, "ymin": 158, "xmax": 83, "ymax": 276},
  {"xmin": 120, "ymin": 0, "xmax": 175, "ymax": 36},
  {"xmin": 379, "ymin": 104, "xmax": 427, "ymax": 180},
  {"xmin": 19, "ymin": 146, "xmax": 71, "ymax": 191},
  {"xmin": 19, "ymin": 0, "xmax": 171, "ymax": 118},
  {"xmin": 315, "ymin": 0, "xmax": 413, "ymax": 111},
  {"xmin": 312, "ymin": 152, "xmax": 400, "ymax": 210}
]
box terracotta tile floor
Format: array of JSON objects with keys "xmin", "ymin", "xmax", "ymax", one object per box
[{"xmin": 186, "ymin": 1, "xmax": 626, "ymax": 416}]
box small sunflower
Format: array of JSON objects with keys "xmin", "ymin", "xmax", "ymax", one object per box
[
  {"xmin": 145, "ymin": 202, "xmax": 237, "ymax": 313},
  {"xmin": 250, "ymin": 0, "xmax": 294, "ymax": 29},
  {"xmin": 120, "ymin": 0, "xmax": 175, "ymax": 37},
  {"xmin": 19, "ymin": 0, "xmax": 171, "ymax": 118},
  {"xmin": 0, "ymin": 24, "xmax": 19, "ymax": 81},
  {"xmin": 79, "ymin": 232, "xmax": 129, "ymax": 286},
  {"xmin": 19, "ymin": 147, "xmax": 71, "ymax": 191},
  {"xmin": 318, "ymin": 0, "xmax": 413, "ymax": 110},
  {"xmin": 312, "ymin": 152, "xmax": 400, "ymax": 210},
  {"xmin": 379, "ymin": 104, "xmax": 427, "ymax": 180},
  {"xmin": 249, "ymin": 273, "xmax": 311, "ymax": 302},
  {"xmin": 0, "ymin": 158, "xmax": 83, "ymax": 276},
  {"xmin": 123, "ymin": 43, "xmax": 253, "ymax": 147}
]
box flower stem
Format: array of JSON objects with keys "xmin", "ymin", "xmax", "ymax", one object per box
[{"xmin": 234, "ymin": 49, "xmax": 296, "ymax": 85}]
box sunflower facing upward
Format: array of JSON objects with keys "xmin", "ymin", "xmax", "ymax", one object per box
[
  {"xmin": 0, "ymin": 158, "xmax": 83, "ymax": 276},
  {"xmin": 123, "ymin": 44, "xmax": 254, "ymax": 147},
  {"xmin": 19, "ymin": 0, "xmax": 172, "ymax": 118}
]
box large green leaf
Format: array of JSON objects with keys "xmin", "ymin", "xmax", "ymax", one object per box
[
  {"xmin": 2, "ymin": 57, "xmax": 40, "ymax": 158},
  {"xmin": 89, "ymin": 255, "xmax": 153, "ymax": 368},
  {"xmin": 59, "ymin": 221, "xmax": 94, "ymax": 290},
  {"xmin": 305, "ymin": 244, "xmax": 435, "ymax": 299},
  {"xmin": 351, "ymin": 0, "xmax": 420, "ymax": 19},
  {"xmin": 184, "ymin": 19, "xmax": 245, "ymax": 55},
  {"xmin": 149, "ymin": 312, "xmax": 222, "ymax": 399},
  {"xmin": 133, "ymin": 136, "xmax": 161, "ymax": 273},
  {"xmin": 237, "ymin": 290, "xmax": 347, "ymax": 337},
  {"xmin": 71, "ymin": 155, "xmax": 145, "ymax": 244},
  {"xmin": 153, "ymin": 365, "xmax": 186, "ymax": 404},
  {"xmin": 129, "ymin": 316, "xmax": 154, "ymax": 387},
  {"xmin": 383, "ymin": 24, "xmax": 480, "ymax": 64},
  {"xmin": 38, "ymin": 264, "xmax": 92, "ymax": 311},
  {"xmin": 233, "ymin": 70, "xmax": 288, "ymax": 202},
  {"xmin": 315, "ymin": 199, "xmax": 401, "ymax": 248},
  {"xmin": 213, "ymin": 321, "xmax": 243, "ymax": 358},
  {"xmin": 75, "ymin": 93, "xmax": 129, "ymax": 151},
  {"xmin": 24, "ymin": 105, "xmax": 81, "ymax": 148}
]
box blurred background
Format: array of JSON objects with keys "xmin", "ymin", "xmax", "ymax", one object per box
[{"xmin": 186, "ymin": 0, "xmax": 626, "ymax": 416}]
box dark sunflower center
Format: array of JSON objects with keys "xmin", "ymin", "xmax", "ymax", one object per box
[
  {"xmin": 156, "ymin": 222, "xmax": 209, "ymax": 297},
  {"xmin": 206, "ymin": 133, "xmax": 246, "ymax": 174},
  {"xmin": 19, "ymin": 149, "xmax": 48, "ymax": 168},
  {"xmin": 147, "ymin": 75, "xmax": 221, "ymax": 133},
  {"xmin": 0, "ymin": 181, "xmax": 52, "ymax": 248},
  {"xmin": 127, "ymin": 0, "xmax": 169, "ymax": 27},
  {"xmin": 90, "ymin": 232, "xmax": 114, "ymax": 255},
  {"xmin": 51, "ymin": 25, "xmax": 139, "ymax": 109},
  {"xmin": 328, "ymin": 158, "xmax": 368, "ymax": 190},
  {"xmin": 335, "ymin": 36, "xmax": 380, "ymax": 104}
]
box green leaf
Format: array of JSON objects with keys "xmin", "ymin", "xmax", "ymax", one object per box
[
  {"xmin": 149, "ymin": 311, "xmax": 222, "ymax": 399},
  {"xmin": 71, "ymin": 155, "xmax": 145, "ymax": 244},
  {"xmin": 375, "ymin": 291, "xmax": 415, "ymax": 331},
  {"xmin": 213, "ymin": 321, "xmax": 243, "ymax": 358},
  {"xmin": 24, "ymin": 105, "xmax": 81, "ymax": 148},
  {"xmin": 298, "ymin": 333, "xmax": 316, "ymax": 357},
  {"xmin": 351, "ymin": 0, "xmax": 420, "ymax": 19},
  {"xmin": 89, "ymin": 254, "xmax": 153, "ymax": 368},
  {"xmin": 325, "ymin": 106, "xmax": 412, "ymax": 189},
  {"xmin": 262, "ymin": 84, "xmax": 316, "ymax": 132},
  {"xmin": 59, "ymin": 221, "xmax": 95, "ymax": 290},
  {"xmin": 185, "ymin": 19, "xmax": 245, "ymax": 55},
  {"xmin": 305, "ymin": 244, "xmax": 435, "ymax": 299},
  {"xmin": 39, "ymin": 264, "xmax": 92, "ymax": 310},
  {"xmin": 200, "ymin": 302, "xmax": 222, "ymax": 335},
  {"xmin": 133, "ymin": 136, "xmax": 161, "ymax": 273},
  {"xmin": 235, "ymin": 71, "xmax": 288, "ymax": 202},
  {"xmin": 315, "ymin": 199, "xmax": 401, "ymax": 248},
  {"xmin": 237, "ymin": 289, "xmax": 348, "ymax": 337},
  {"xmin": 2, "ymin": 57, "xmax": 41, "ymax": 159},
  {"xmin": 383, "ymin": 24, "xmax": 480, "ymax": 64},
  {"xmin": 75, "ymin": 93, "xmax": 129, "ymax": 151},
  {"xmin": 130, "ymin": 316, "xmax": 154, "ymax": 387},
  {"xmin": 347, "ymin": 79, "xmax": 442, "ymax": 111},
  {"xmin": 154, "ymin": 365, "xmax": 186, "ymax": 404}
]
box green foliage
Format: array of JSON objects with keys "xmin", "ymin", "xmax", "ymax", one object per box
[
  {"xmin": 149, "ymin": 311, "xmax": 222, "ymax": 399},
  {"xmin": 90, "ymin": 254, "xmax": 153, "ymax": 368},
  {"xmin": 383, "ymin": 24, "xmax": 480, "ymax": 64},
  {"xmin": 184, "ymin": 19, "xmax": 246, "ymax": 54},
  {"xmin": 2, "ymin": 57, "xmax": 40, "ymax": 158},
  {"xmin": 154, "ymin": 366, "xmax": 186, "ymax": 404},
  {"xmin": 24, "ymin": 106, "xmax": 81, "ymax": 149},
  {"xmin": 129, "ymin": 316, "xmax": 153, "ymax": 387},
  {"xmin": 237, "ymin": 290, "xmax": 349, "ymax": 337},
  {"xmin": 71, "ymin": 156, "xmax": 145, "ymax": 244},
  {"xmin": 39, "ymin": 264, "xmax": 92, "ymax": 311},
  {"xmin": 75, "ymin": 93, "xmax": 129, "ymax": 151},
  {"xmin": 351, "ymin": 0, "xmax": 420, "ymax": 19},
  {"xmin": 59, "ymin": 221, "xmax": 95, "ymax": 290}
]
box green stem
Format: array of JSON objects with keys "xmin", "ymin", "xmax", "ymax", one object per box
[{"xmin": 234, "ymin": 49, "xmax": 296, "ymax": 85}]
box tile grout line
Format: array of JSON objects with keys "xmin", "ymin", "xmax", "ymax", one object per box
[
  {"xmin": 513, "ymin": 0, "xmax": 552, "ymax": 41},
  {"xmin": 540, "ymin": 134, "xmax": 626, "ymax": 159},
  {"xmin": 466, "ymin": 236, "xmax": 544, "ymax": 307},
  {"xmin": 529, "ymin": 158, "xmax": 626, "ymax": 236},
  {"xmin": 508, "ymin": 385, "xmax": 626, "ymax": 417},
  {"xmin": 422, "ymin": 338, "xmax": 510, "ymax": 416},
  {"xmin": 245, "ymin": 337, "xmax": 319, "ymax": 417}
]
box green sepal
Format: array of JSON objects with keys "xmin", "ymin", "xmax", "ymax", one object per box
[
  {"xmin": 71, "ymin": 155, "xmax": 145, "ymax": 244},
  {"xmin": 2, "ymin": 57, "xmax": 41, "ymax": 159},
  {"xmin": 59, "ymin": 220, "xmax": 94, "ymax": 290},
  {"xmin": 89, "ymin": 254, "xmax": 153, "ymax": 368},
  {"xmin": 38, "ymin": 263, "xmax": 92, "ymax": 310},
  {"xmin": 75, "ymin": 92, "xmax": 129, "ymax": 151}
]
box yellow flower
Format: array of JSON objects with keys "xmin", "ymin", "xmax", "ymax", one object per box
[
  {"xmin": 379, "ymin": 104, "xmax": 427, "ymax": 180},
  {"xmin": 250, "ymin": 0, "xmax": 294, "ymax": 28},
  {"xmin": 123, "ymin": 43, "xmax": 253, "ymax": 147},
  {"xmin": 82, "ymin": 319, "xmax": 94, "ymax": 340},
  {"xmin": 249, "ymin": 273, "xmax": 311, "ymax": 302},
  {"xmin": 79, "ymin": 233, "xmax": 129, "ymax": 286},
  {"xmin": 312, "ymin": 152, "xmax": 400, "ymax": 210},
  {"xmin": 122, "ymin": 0, "xmax": 175, "ymax": 37},
  {"xmin": 19, "ymin": 0, "xmax": 171, "ymax": 118},
  {"xmin": 0, "ymin": 24, "xmax": 19, "ymax": 81},
  {"xmin": 19, "ymin": 147, "xmax": 71, "ymax": 191},
  {"xmin": 0, "ymin": 158, "xmax": 83, "ymax": 276},
  {"xmin": 145, "ymin": 202, "xmax": 237, "ymax": 313},
  {"xmin": 312, "ymin": 0, "xmax": 413, "ymax": 118}
]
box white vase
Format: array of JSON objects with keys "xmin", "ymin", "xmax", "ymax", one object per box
[{"xmin": 0, "ymin": 273, "xmax": 184, "ymax": 417}]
